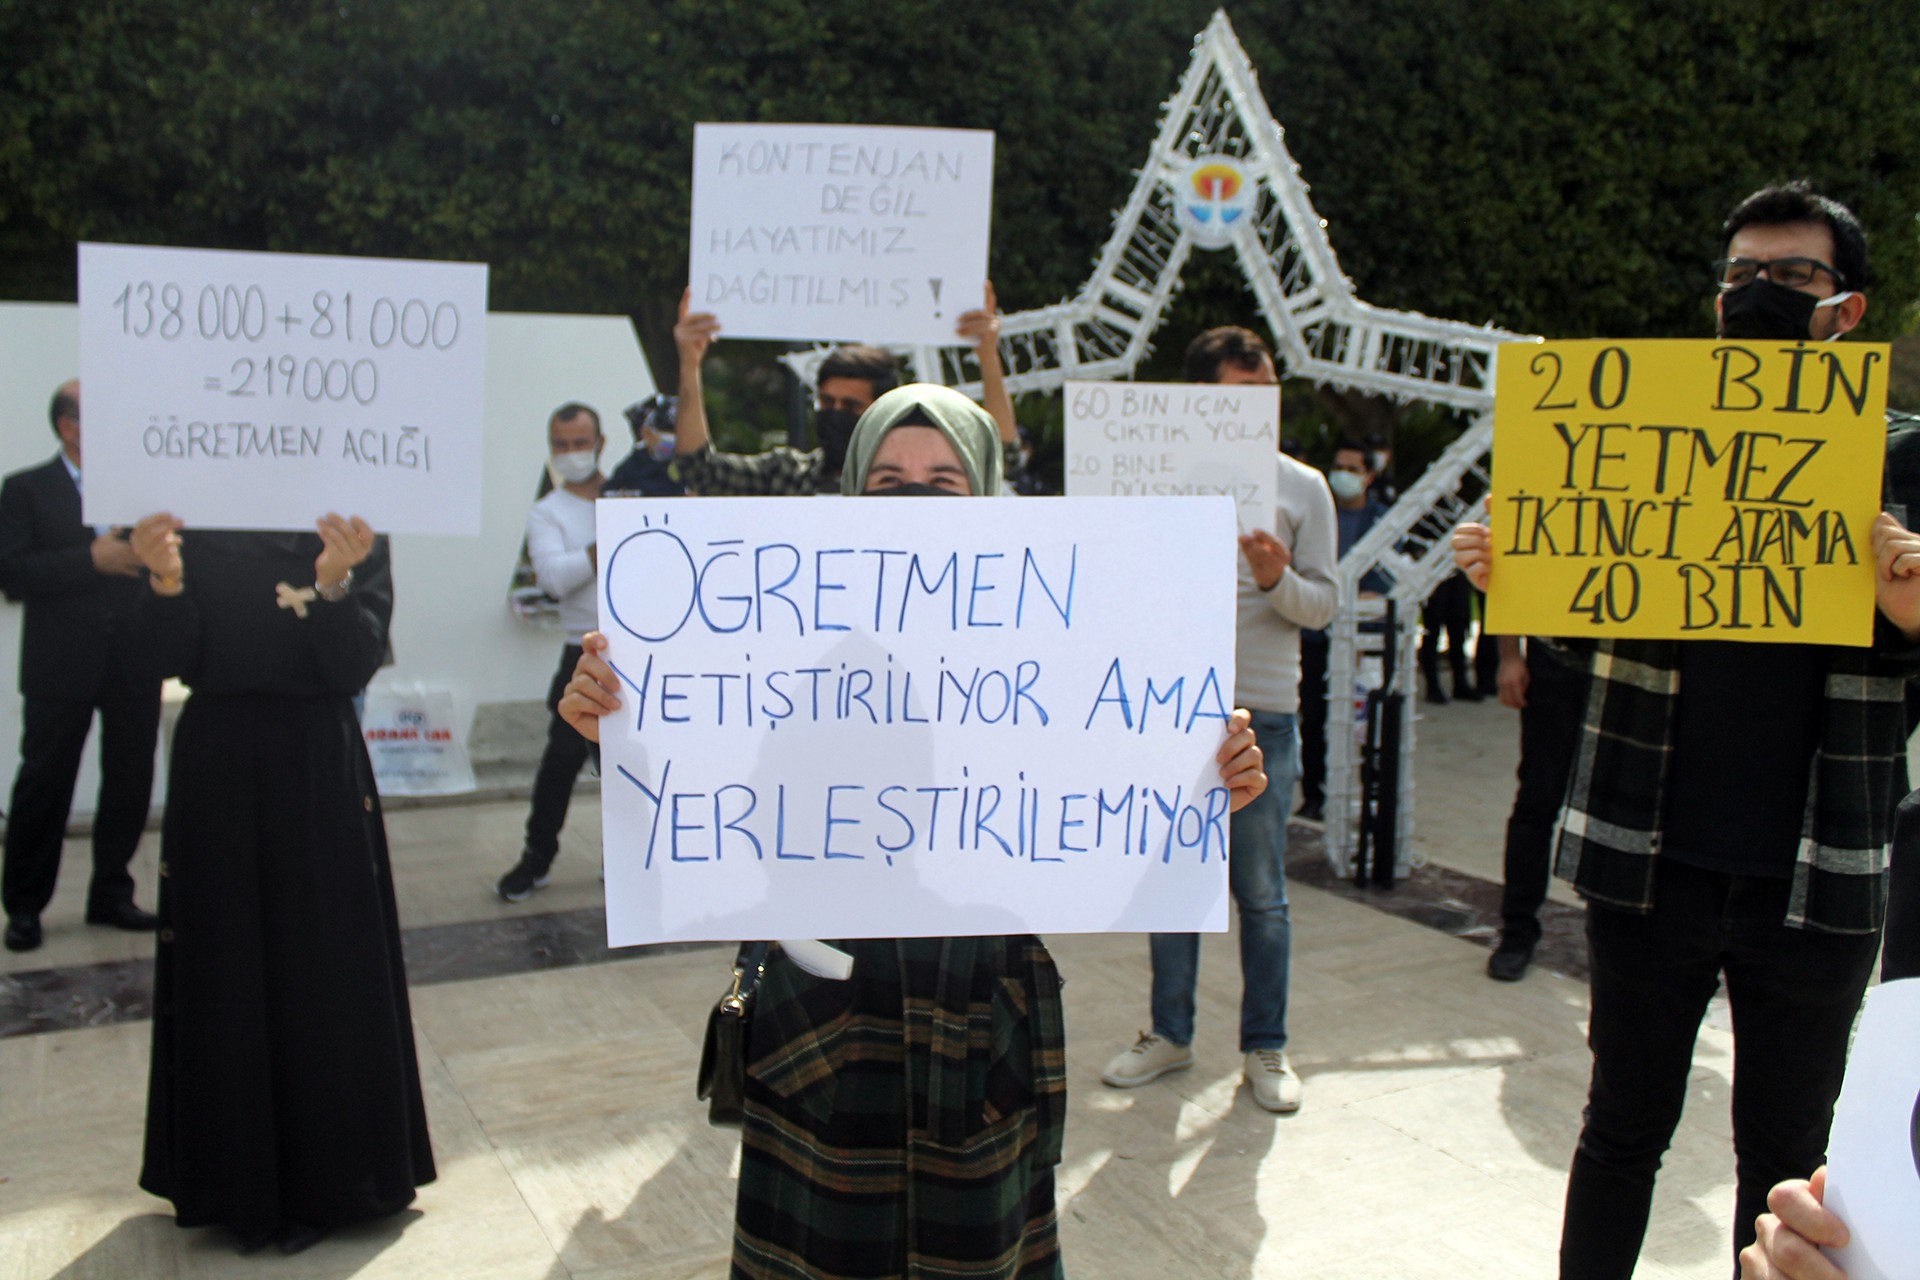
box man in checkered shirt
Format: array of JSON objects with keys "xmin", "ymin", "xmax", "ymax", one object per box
[
  {"xmin": 668, "ymin": 285, "xmax": 1020, "ymax": 496},
  {"xmin": 1453, "ymin": 181, "xmax": 1920, "ymax": 1280}
]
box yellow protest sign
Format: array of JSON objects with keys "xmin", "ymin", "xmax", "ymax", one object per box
[{"xmin": 1487, "ymin": 338, "xmax": 1889, "ymax": 645}]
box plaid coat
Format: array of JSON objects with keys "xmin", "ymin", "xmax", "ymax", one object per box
[
  {"xmin": 675, "ymin": 443, "xmax": 838, "ymax": 497},
  {"xmin": 1556, "ymin": 637, "xmax": 1911, "ymax": 933},
  {"xmin": 733, "ymin": 936, "xmax": 1066, "ymax": 1280},
  {"xmin": 1555, "ymin": 415, "xmax": 1920, "ymax": 934}
]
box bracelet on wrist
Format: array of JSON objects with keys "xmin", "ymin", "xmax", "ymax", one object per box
[{"xmin": 314, "ymin": 570, "xmax": 352, "ymax": 603}]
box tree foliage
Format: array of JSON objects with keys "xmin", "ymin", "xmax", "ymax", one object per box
[{"xmin": 4, "ymin": 0, "xmax": 1916, "ymax": 401}]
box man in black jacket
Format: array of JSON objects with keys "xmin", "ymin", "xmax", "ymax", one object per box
[
  {"xmin": 0, "ymin": 380, "xmax": 162, "ymax": 951},
  {"xmin": 1455, "ymin": 183, "xmax": 1920, "ymax": 1278}
]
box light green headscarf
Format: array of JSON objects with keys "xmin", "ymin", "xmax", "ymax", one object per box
[{"xmin": 838, "ymin": 384, "xmax": 1005, "ymax": 497}]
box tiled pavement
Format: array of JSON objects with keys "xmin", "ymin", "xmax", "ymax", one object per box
[{"xmin": 0, "ymin": 694, "xmax": 1820, "ymax": 1278}]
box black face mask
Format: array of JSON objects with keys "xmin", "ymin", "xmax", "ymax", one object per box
[
  {"xmin": 814, "ymin": 408, "xmax": 861, "ymax": 473},
  {"xmin": 866, "ymin": 482, "xmax": 961, "ymax": 497},
  {"xmin": 1717, "ymin": 278, "xmax": 1830, "ymax": 342}
]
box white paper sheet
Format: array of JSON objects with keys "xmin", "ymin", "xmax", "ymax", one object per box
[
  {"xmin": 687, "ymin": 123, "xmax": 993, "ymax": 346},
  {"xmin": 1064, "ymin": 380, "xmax": 1281, "ymax": 532},
  {"xmin": 595, "ymin": 495, "xmax": 1239, "ymax": 946},
  {"xmin": 1825, "ymin": 977, "xmax": 1920, "ymax": 1280},
  {"xmin": 78, "ymin": 242, "xmax": 487, "ymax": 534}
]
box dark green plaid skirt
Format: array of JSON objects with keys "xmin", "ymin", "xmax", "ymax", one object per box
[{"xmin": 732, "ymin": 936, "xmax": 1067, "ymax": 1279}]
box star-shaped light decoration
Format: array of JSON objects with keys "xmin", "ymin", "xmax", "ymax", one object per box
[{"xmin": 781, "ymin": 9, "xmax": 1542, "ymax": 875}]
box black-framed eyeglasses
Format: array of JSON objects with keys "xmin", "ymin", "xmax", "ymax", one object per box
[{"xmin": 1713, "ymin": 256, "xmax": 1845, "ymax": 291}]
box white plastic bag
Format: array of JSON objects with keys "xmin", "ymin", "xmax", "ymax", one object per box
[{"xmin": 360, "ymin": 684, "xmax": 478, "ymax": 796}]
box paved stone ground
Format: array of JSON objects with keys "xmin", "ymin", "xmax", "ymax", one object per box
[{"xmin": 2, "ymin": 689, "xmax": 1871, "ymax": 1278}]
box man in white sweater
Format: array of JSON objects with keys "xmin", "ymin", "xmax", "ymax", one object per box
[
  {"xmin": 497, "ymin": 402, "xmax": 606, "ymax": 902},
  {"xmin": 1101, "ymin": 327, "xmax": 1338, "ymax": 1112}
]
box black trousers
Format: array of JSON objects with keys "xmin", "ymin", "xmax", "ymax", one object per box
[
  {"xmin": 1499, "ymin": 647, "xmax": 1587, "ymax": 944},
  {"xmin": 522, "ymin": 644, "xmax": 590, "ymax": 863},
  {"xmin": 1559, "ymin": 859, "xmax": 1880, "ymax": 1280},
  {"xmin": 1884, "ymin": 791, "xmax": 1920, "ymax": 981},
  {"xmin": 1298, "ymin": 635, "xmax": 1329, "ymax": 808},
  {"xmin": 2, "ymin": 670, "xmax": 162, "ymax": 919},
  {"xmin": 1420, "ymin": 573, "xmax": 1474, "ymax": 686}
]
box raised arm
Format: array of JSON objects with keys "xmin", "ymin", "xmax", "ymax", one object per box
[
  {"xmin": 672, "ymin": 286, "xmax": 722, "ymax": 460},
  {"xmin": 956, "ymin": 280, "xmax": 1016, "ymax": 448}
]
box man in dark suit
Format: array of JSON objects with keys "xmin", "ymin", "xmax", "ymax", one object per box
[{"xmin": 0, "ymin": 379, "xmax": 162, "ymax": 951}]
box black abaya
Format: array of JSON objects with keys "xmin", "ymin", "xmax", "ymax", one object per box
[{"xmin": 138, "ymin": 532, "xmax": 433, "ymax": 1234}]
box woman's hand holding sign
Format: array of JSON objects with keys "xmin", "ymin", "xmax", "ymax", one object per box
[
  {"xmin": 559, "ymin": 632, "xmax": 620, "ymax": 744},
  {"xmin": 314, "ymin": 512, "xmax": 377, "ymax": 590},
  {"xmin": 131, "ymin": 512, "xmax": 186, "ymax": 592}
]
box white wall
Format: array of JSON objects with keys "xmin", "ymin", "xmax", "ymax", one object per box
[{"xmin": 0, "ymin": 303, "xmax": 654, "ymax": 816}]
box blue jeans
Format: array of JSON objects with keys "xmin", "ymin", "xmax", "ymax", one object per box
[{"xmin": 1149, "ymin": 710, "xmax": 1297, "ymax": 1052}]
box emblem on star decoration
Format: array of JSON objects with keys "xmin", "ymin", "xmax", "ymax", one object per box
[{"xmin": 1176, "ymin": 156, "xmax": 1256, "ymax": 250}]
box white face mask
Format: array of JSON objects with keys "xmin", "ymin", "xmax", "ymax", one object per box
[
  {"xmin": 1328, "ymin": 470, "xmax": 1367, "ymax": 501},
  {"xmin": 1816, "ymin": 290, "xmax": 1857, "ymax": 341},
  {"xmin": 551, "ymin": 449, "xmax": 599, "ymax": 484}
]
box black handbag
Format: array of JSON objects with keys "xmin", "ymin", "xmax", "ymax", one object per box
[{"xmin": 696, "ymin": 942, "xmax": 769, "ymax": 1128}]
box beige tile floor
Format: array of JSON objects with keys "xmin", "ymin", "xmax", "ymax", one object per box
[{"xmin": 0, "ymin": 700, "xmax": 1790, "ymax": 1279}]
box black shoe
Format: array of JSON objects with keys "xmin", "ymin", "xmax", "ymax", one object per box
[
  {"xmin": 235, "ymin": 1226, "xmax": 279, "ymax": 1256},
  {"xmin": 85, "ymin": 900, "xmax": 159, "ymax": 931},
  {"xmin": 4, "ymin": 915, "xmax": 42, "ymax": 952},
  {"xmin": 496, "ymin": 850, "xmax": 553, "ymax": 903},
  {"xmin": 1294, "ymin": 800, "xmax": 1324, "ymax": 821},
  {"xmin": 277, "ymin": 1222, "xmax": 329, "ymax": 1254},
  {"xmin": 1452, "ymin": 683, "xmax": 1484, "ymax": 703},
  {"xmin": 1424, "ymin": 683, "xmax": 1449, "ymax": 705},
  {"xmin": 1487, "ymin": 936, "xmax": 1536, "ymax": 982}
]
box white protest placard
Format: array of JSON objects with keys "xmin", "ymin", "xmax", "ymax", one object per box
[
  {"xmin": 78, "ymin": 242, "xmax": 488, "ymax": 534},
  {"xmin": 1064, "ymin": 380, "xmax": 1280, "ymax": 531},
  {"xmin": 595, "ymin": 495, "xmax": 1238, "ymax": 946},
  {"xmin": 1824, "ymin": 978, "xmax": 1920, "ymax": 1280},
  {"xmin": 688, "ymin": 123, "xmax": 994, "ymax": 347}
]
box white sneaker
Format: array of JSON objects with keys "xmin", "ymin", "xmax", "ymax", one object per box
[
  {"xmin": 1101, "ymin": 1033, "xmax": 1194, "ymax": 1087},
  {"xmin": 1244, "ymin": 1049, "xmax": 1302, "ymax": 1113}
]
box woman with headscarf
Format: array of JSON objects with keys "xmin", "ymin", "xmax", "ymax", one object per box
[
  {"xmin": 127, "ymin": 511, "xmax": 435, "ymax": 1255},
  {"xmin": 561, "ymin": 386, "xmax": 1267, "ymax": 1279}
]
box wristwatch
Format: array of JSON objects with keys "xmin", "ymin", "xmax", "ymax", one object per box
[{"xmin": 315, "ymin": 570, "xmax": 353, "ymax": 603}]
